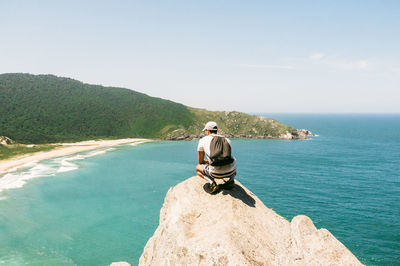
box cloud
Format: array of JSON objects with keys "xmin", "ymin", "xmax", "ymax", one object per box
[
  {"xmin": 309, "ymin": 53, "xmax": 325, "ymax": 60},
  {"xmin": 330, "ymin": 59, "xmax": 370, "ymax": 70},
  {"xmin": 357, "ymin": 60, "xmax": 369, "ymax": 69},
  {"xmin": 308, "ymin": 53, "xmax": 370, "ymax": 70},
  {"xmin": 391, "ymin": 67, "xmax": 400, "ymax": 73},
  {"xmin": 234, "ymin": 64, "xmax": 294, "ymax": 70}
]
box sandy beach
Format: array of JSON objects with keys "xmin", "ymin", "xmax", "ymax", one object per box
[{"xmin": 0, "ymin": 138, "xmax": 150, "ymax": 174}]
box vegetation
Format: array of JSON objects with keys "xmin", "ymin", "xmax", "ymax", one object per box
[
  {"xmin": 0, "ymin": 73, "xmax": 193, "ymax": 143},
  {"xmin": 0, "ymin": 144, "xmax": 57, "ymax": 160},
  {"xmin": 164, "ymin": 107, "xmax": 295, "ymax": 139},
  {"xmin": 0, "ymin": 73, "xmax": 296, "ymax": 144}
]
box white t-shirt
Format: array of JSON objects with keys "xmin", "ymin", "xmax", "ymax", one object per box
[{"xmin": 197, "ymin": 134, "xmax": 236, "ymax": 173}]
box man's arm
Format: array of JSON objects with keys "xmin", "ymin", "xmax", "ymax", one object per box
[{"xmin": 198, "ymin": 151, "xmax": 209, "ymax": 165}]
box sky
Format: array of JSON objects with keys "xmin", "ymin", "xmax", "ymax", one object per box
[{"xmin": 1, "ymin": 0, "xmax": 399, "ymax": 113}]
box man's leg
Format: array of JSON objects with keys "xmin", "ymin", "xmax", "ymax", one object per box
[
  {"xmin": 196, "ymin": 164, "xmax": 205, "ymax": 179},
  {"xmin": 196, "ymin": 164, "xmax": 215, "ymax": 185},
  {"xmin": 196, "ymin": 164, "xmax": 219, "ymax": 194}
]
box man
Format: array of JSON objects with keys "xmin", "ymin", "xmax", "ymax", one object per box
[{"xmin": 196, "ymin": 121, "xmax": 236, "ymax": 194}]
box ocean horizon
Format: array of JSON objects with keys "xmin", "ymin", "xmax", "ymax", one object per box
[{"xmin": 0, "ymin": 114, "xmax": 399, "ymax": 265}]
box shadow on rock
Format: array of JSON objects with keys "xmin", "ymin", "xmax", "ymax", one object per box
[{"xmin": 222, "ymin": 184, "xmax": 256, "ymax": 208}]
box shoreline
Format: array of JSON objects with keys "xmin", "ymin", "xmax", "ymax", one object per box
[
  {"xmin": 166, "ymin": 129, "xmax": 315, "ymax": 141},
  {"xmin": 0, "ymin": 138, "xmax": 151, "ymax": 174}
]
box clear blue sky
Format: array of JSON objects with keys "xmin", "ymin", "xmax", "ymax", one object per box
[{"xmin": 1, "ymin": 0, "xmax": 399, "ymax": 113}]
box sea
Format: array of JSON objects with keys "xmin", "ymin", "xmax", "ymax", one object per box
[{"xmin": 0, "ymin": 114, "xmax": 399, "ymax": 266}]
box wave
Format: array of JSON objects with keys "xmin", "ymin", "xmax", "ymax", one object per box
[
  {"xmin": 0, "ymin": 163, "xmax": 56, "ymax": 194},
  {"xmin": 85, "ymin": 147, "xmax": 116, "ymax": 157},
  {"xmin": 0, "ymin": 146, "xmax": 124, "ymax": 196},
  {"xmin": 57, "ymin": 160, "xmax": 79, "ymax": 173},
  {"xmin": 53, "ymin": 148, "xmax": 116, "ymax": 173},
  {"xmin": 130, "ymin": 141, "xmax": 147, "ymax": 146},
  {"xmin": 5, "ymin": 161, "xmax": 39, "ymax": 173}
]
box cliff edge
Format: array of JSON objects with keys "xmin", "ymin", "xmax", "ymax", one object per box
[{"xmin": 139, "ymin": 177, "xmax": 362, "ymax": 266}]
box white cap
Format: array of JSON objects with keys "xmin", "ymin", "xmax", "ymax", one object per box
[{"xmin": 202, "ymin": 121, "xmax": 218, "ymax": 131}]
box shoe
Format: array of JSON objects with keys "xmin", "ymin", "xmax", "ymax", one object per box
[
  {"xmin": 220, "ymin": 179, "xmax": 235, "ymax": 190},
  {"xmin": 204, "ymin": 182, "xmax": 220, "ymax": 194}
]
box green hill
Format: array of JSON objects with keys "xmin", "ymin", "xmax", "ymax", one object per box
[
  {"xmin": 164, "ymin": 108, "xmax": 296, "ymax": 140},
  {"xmin": 0, "ymin": 73, "xmax": 306, "ymax": 144}
]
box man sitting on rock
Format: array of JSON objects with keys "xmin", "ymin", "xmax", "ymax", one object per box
[{"xmin": 196, "ymin": 121, "xmax": 236, "ymax": 194}]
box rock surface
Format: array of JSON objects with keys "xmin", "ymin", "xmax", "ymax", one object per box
[
  {"xmin": 0, "ymin": 136, "xmax": 14, "ymax": 145},
  {"xmin": 139, "ymin": 177, "xmax": 362, "ymax": 266}
]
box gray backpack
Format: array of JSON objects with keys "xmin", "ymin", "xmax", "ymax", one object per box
[{"xmin": 209, "ymin": 136, "xmax": 234, "ymax": 166}]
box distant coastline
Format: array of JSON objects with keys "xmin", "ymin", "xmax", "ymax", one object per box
[
  {"xmin": 0, "ymin": 130, "xmax": 315, "ymax": 173},
  {"xmin": 0, "ymin": 138, "xmax": 150, "ymax": 174},
  {"xmin": 166, "ymin": 128, "xmax": 314, "ymax": 141},
  {"xmin": 0, "ymin": 74, "xmax": 312, "ymax": 144},
  {"xmin": 0, "ymin": 129, "xmax": 315, "ymax": 174}
]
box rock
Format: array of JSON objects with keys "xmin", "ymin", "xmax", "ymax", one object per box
[
  {"xmin": 279, "ymin": 129, "xmax": 315, "ymax": 140},
  {"xmin": 139, "ymin": 177, "xmax": 363, "ymax": 266},
  {"xmin": 0, "ymin": 136, "xmax": 14, "ymax": 145},
  {"xmin": 292, "ymin": 129, "xmax": 315, "ymax": 139},
  {"xmin": 279, "ymin": 132, "xmax": 293, "ymax": 139}
]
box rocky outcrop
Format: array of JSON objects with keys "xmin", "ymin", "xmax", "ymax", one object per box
[
  {"xmin": 0, "ymin": 136, "xmax": 14, "ymax": 145},
  {"xmin": 166, "ymin": 129, "xmax": 315, "ymax": 141},
  {"xmin": 292, "ymin": 129, "xmax": 315, "ymax": 139},
  {"xmin": 139, "ymin": 177, "xmax": 362, "ymax": 266},
  {"xmin": 279, "ymin": 129, "xmax": 315, "ymax": 140}
]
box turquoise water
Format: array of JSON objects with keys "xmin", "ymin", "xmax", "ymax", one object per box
[{"xmin": 0, "ymin": 114, "xmax": 399, "ymax": 265}]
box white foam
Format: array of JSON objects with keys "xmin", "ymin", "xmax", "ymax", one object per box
[
  {"xmin": 0, "ymin": 253, "xmax": 26, "ymax": 266},
  {"xmin": 5, "ymin": 161, "xmax": 39, "ymax": 173},
  {"xmin": 130, "ymin": 141, "xmax": 147, "ymax": 146},
  {"xmin": 53, "ymin": 148, "xmax": 115, "ymax": 173},
  {"xmin": 0, "ymin": 158, "xmax": 72, "ymax": 194},
  {"xmin": 59, "ymin": 154, "xmax": 86, "ymax": 161},
  {"xmin": 57, "ymin": 160, "xmax": 79, "ymax": 173},
  {"xmin": 85, "ymin": 147, "xmax": 115, "ymax": 157},
  {"xmin": 61, "ymin": 233, "xmax": 74, "ymax": 241},
  {"xmin": 0, "ymin": 143, "xmax": 145, "ymax": 197},
  {"xmin": 0, "ymin": 163, "xmax": 56, "ymax": 193}
]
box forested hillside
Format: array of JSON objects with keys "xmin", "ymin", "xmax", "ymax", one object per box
[
  {"xmin": 0, "ymin": 74, "xmax": 193, "ymax": 143},
  {"xmin": 0, "ymin": 73, "xmax": 302, "ymax": 143}
]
